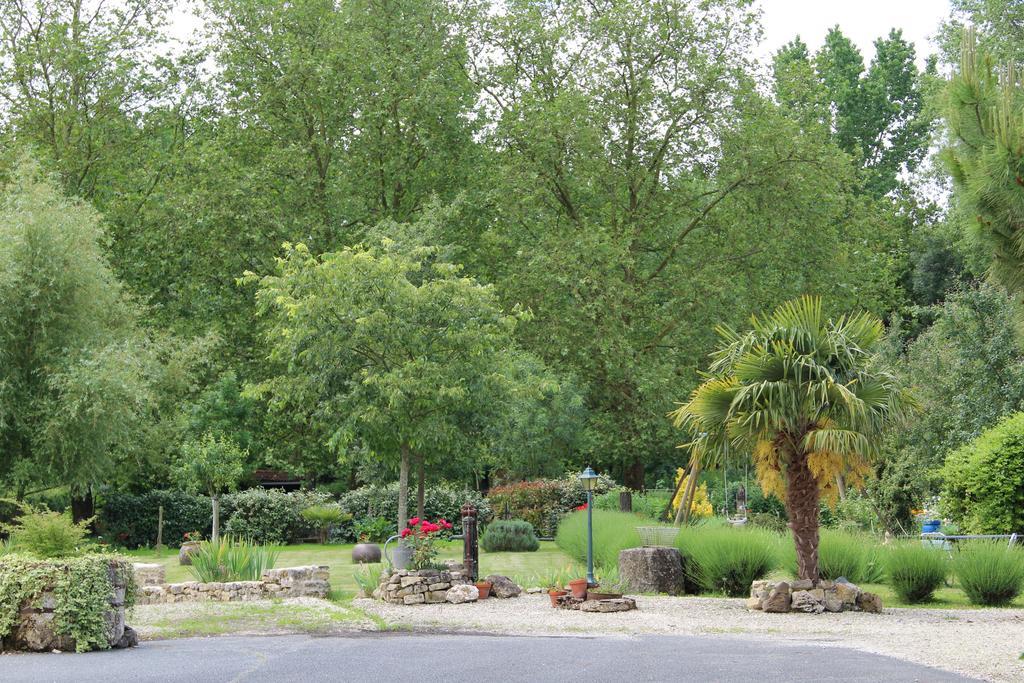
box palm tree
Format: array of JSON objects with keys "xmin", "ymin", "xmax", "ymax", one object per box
[{"xmin": 670, "ymin": 297, "xmax": 915, "ymax": 581}]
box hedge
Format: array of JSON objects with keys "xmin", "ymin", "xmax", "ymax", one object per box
[
  {"xmin": 338, "ymin": 482, "xmax": 489, "ymax": 538},
  {"xmin": 221, "ymin": 489, "xmax": 332, "ymax": 545},
  {"xmin": 97, "ymin": 490, "xmax": 211, "ymax": 549}
]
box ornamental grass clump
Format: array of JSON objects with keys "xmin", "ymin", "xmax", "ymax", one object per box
[
  {"xmin": 481, "ymin": 519, "xmax": 540, "ymax": 553},
  {"xmin": 555, "ymin": 510, "xmax": 643, "ymax": 569},
  {"xmin": 885, "ymin": 542, "xmax": 949, "ymax": 603},
  {"xmin": 188, "ymin": 536, "xmax": 279, "ymax": 583},
  {"xmin": 781, "ymin": 529, "xmax": 883, "ymax": 584},
  {"xmin": 955, "ymin": 541, "xmax": 1024, "ymax": 606},
  {"xmin": 676, "ymin": 525, "xmax": 779, "ymax": 596}
]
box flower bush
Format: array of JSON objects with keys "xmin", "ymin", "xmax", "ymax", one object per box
[
  {"xmin": 400, "ymin": 517, "xmax": 452, "ymax": 570},
  {"xmin": 338, "ymin": 483, "xmax": 488, "ymax": 538},
  {"xmin": 487, "ymin": 472, "xmax": 615, "ymax": 536}
]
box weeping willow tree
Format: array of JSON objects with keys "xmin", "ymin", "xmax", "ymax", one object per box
[
  {"xmin": 670, "ymin": 297, "xmax": 915, "ymax": 581},
  {"xmin": 944, "ymin": 27, "xmax": 1024, "ymax": 297}
]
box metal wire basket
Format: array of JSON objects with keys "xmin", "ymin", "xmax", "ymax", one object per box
[{"xmin": 636, "ymin": 526, "xmax": 679, "ymax": 548}]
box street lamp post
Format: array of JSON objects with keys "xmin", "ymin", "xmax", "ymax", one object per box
[{"xmin": 579, "ymin": 466, "xmax": 598, "ymax": 586}]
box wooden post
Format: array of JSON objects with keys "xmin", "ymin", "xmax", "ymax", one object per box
[
  {"xmin": 156, "ymin": 505, "xmax": 164, "ymax": 552},
  {"xmin": 619, "ymin": 490, "xmax": 632, "ymax": 512},
  {"xmin": 461, "ymin": 502, "xmax": 479, "ymax": 583}
]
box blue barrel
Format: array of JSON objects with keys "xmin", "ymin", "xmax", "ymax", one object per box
[{"xmin": 921, "ymin": 520, "xmax": 941, "ymax": 533}]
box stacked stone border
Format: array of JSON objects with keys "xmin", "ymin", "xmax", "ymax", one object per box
[
  {"xmin": 136, "ymin": 565, "xmax": 330, "ymax": 604},
  {"xmin": 748, "ymin": 578, "xmax": 883, "ymax": 614}
]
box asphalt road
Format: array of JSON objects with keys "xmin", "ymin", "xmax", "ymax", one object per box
[{"xmin": 0, "ymin": 633, "xmax": 973, "ymax": 682}]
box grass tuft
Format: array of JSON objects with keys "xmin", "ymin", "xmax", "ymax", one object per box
[
  {"xmin": 954, "ymin": 541, "xmax": 1024, "ymax": 606},
  {"xmin": 885, "ymin": 542, "xmax": 949, "ymax": 603}
]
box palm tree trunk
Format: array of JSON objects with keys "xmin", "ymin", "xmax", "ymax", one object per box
[
  {"xmin": 398, "ymin": 442, "xmax": 410, "ymax": 532},
  {"xmin": 416, "ymin": 453, "xmax": 425, "ymax": 520},
  {"xmin": 785, "ymin": 447, "xmax": 820, "ymax": 581}
]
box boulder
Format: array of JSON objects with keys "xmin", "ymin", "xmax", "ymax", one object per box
[
  {"xmin": 834, "ymin": 581, "xmax": 860, "ymax": 607},
  {"xmin": 445, "ymin": 584, "xmax": 479, "ymax": 604},
  {"xmin": 856, "ymin": 592, "xmax": 883, "ymax": 614},
  {"xmin": 823, "ymin": 590, "xmax": 844, "ymax": 613},
  {"xmin": 762, "ymin": 582, "xmax": 792, "ymax": 613},
  {"xmin": 791, "ymin": 590, "xmax": 825, "ymax": 614},
  {"xmin": 618, "ymin": 547, "xmax": 686, "ymax": 595},
  {"xmin": 485, "ymin": 575, "xmax": 521, "ymax": 599},
  {"xmin": 790, "ymin": 579, "xmax": 814, "ymax": 591}
]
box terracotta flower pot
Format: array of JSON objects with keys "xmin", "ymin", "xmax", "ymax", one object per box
[
  {"xmin": 568, "ymin": 578, "xmax": 588, "ymax": 599},
  {"xmin": 475, "ymin": 581, "xmax": 492, "ymax": 599},
  {"xmin": 548, "ymin": 589, "xmax": 568, "ymax": 607},
  {"xmin": 178, "ymin": 541, "xmax": 200, "ymax": 566}
]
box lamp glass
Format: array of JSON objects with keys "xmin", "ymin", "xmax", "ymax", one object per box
[{"xmin": 579, "ymin": 466, "xmax": 598, "ymax": 491}]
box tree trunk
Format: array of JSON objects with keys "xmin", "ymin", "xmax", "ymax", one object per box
[
  {"xmin": 70, "ymin": 490, "xmax": 94, "ymax": 525},
  {"xmin": 678, "ymin": 462, "xmax": 702, "ymax": 525},
  {"xmin": 785, "ymin": 447, "xmax": 821, "ymax": 581},
  {"xmin": 836, "ymin": 473, "xmax": 847, "ymax": 501},
  {"xmin": 416, "ymin": 453, "xmax": 425, "ymax": 520},
  {"xmin": 211, "ymin": 495, "xmax": 221, "ymax": 543},
  {"xmin": 623, "ymin": 458, "xmax": 645, "ymax": 491},
  {"xmin": 398, "ymin": 442, "xmax": 410, "ymax": 532}
]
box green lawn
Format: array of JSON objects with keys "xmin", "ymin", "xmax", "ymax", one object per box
[{"xmin": 126, "ymin": 540, "xmax": 578, "ymax": 595}]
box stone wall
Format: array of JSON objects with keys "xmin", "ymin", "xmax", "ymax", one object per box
[
  {"xmin": 3, "ymin": 560, "xmax": 137, "ymax": 652},
  {"xmin": 133, "ymin": 562, "xmax": 166, "ymax": 587},
  {"xmin": 137, "ymin": 565, "xmax": 330, "ymax": 604},
  {"xmin": 375, "ymin": 568, "xmax": 469, "ymax": 605}
]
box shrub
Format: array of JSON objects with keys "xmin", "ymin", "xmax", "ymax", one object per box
[
  {"xmin": 747, "ymin": 513, "xmax": 787, "ymax": 534},
  {"xmin": 885, "ymin": 543, "xmax": 948, "ymax": 603},
  {"xmin": 351, "ymin": 517, "xmax": 394, "ymax": 544},
  {"xmin": 555, "ymin": 510, "xmax": 643, "ymax": 570},
  {"xmin": 300, "ymin": 505, "xmax": 350, "ymax": 544},
  {"xmin": 1, "ymin": 506, "xmax": 92, "ymax": 558},
  {"xmin": 488, "ymin": 473, "xmax": 615, "ymax": 536},
  {"xmin": 188, "ymin": 537, "xmax": 280, "ymax": 582},
  {"xmin": 676, "ymin": 526, "xmax": 779, "ymax": 596},
  {"xmin": 221, "ymin": 489, "xmax": 332, "ymax": 545},
  {"xmin": 954, "ymin": 541, "xmax": 1024, "ymax": 606},
  {"xmin": 481, "ymin": 520, "xmax": 540, "ymax": 553},
  {"xmin": 941, "ymin": 412, "xmax": 1024, "ymax": 534},
  {"xmin": 0, "ymin": 554, "xmax": 136, "ymax": 652},
  {"xmin": 97, "ymin": 489, "xmax": 211, "ymax": 549},
  {"xmin": 340, "ymin": 483, "xmax": 489, "ymax": 536}
]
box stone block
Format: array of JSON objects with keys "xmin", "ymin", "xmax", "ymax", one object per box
[
  {"xmin": 618, "ymin": 547, "xmax": 686, "ymax": 595},
  {"xmin": 579, "ymin": 598, "xmax": 637, "ymax": 613},
  {"xmin": 425, "ymin": 591, "xmax": 448, "ymax": 603},
  {"xmin": 823, "ymin": 590, "xmax": 843, "ymax": 613},
  {"xmin": 790, "ymin": 579, "xmax": 813, "ymax": 591},
  {"xmin": 403, "ymin": 593, "xmax": 426, "ymax": 605},
  {"xmin": 856, "ymin": 592, "xmax": 883, "ymax": 613},
  {"xmin": 485, "ymin": 575, "xmax": 521, "ymax": 599},
  {"xmin": 791, "ymin": 590, "xmax": 825, "ymax": 614},
  {"xmin": 762, "ymin": 582, "xmax": 792, "ymax": 613}
]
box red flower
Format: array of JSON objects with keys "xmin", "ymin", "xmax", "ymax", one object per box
[
  {"xmin": 400, "ymin": 528, "xmax": 411, "ymax": 538},
  {"xmin": 575, "ymin": 503, "xmax": 588, "ymax": 511},
  {"xmin": 408, "ymin": 517, "xmax": 420, "ymax": 526}
]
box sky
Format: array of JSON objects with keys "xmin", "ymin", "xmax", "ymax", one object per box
[{"xmin": 756, "ymin": 0, "xmax": 953, "ymax": 67}]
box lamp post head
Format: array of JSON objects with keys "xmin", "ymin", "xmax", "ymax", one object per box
[{"xmin": 579, "ymin": 466, "xmax": 598, "ymax": 491}]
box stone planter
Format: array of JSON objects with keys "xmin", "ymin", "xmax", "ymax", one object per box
[
  {"xmin": 376, "ymin": 568, "xmax": 470, "ymax": 605},
  {"xmin": 179, "ymin": 541, "xmax": 201, "ymax": 566},
  {"xmin": 1, "ymin": 559, "xmax": 138, "ymax": 652},
  {"xmin": 351, "ymin": 543, "xmax": 381, "ymax": 564},
  {"xmin": 618, "ymin": 547, "xmax": 687, "ymax": 595}
]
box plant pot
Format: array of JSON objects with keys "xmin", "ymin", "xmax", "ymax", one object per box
[
  {"xmin": 568, "ymin": 578, "xmax": 588, "ymax": 599},
  {"xmin": 548, "ymin": 589, "xmax": 567, "ymax": 607},
  {"xmin": 586, "ymin": 591, "xmax": 623, "ymax": 601},
  {"xmin": 352, "ymin": 543, "xmax": 382, "ymax": 564},
  {"xmin": 475, "ymin": 581, "xmax": 493, "ymax": 599},
  {"xmin": 178, "ymin": 541, "xmax": 200, "ymax": 566}
]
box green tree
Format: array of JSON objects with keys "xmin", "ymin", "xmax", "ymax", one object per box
[
  {"xmin": 944, "ymin": 29, "xmax": 1024, "ymax": 298},
  {"xmin": 775, "ymin": 27, "xmax": 933, "ymax": 197},
  {"xmin": 0, "ymin": 158, "xmax": 150, "ymax": 499},
  {"xmin": 246, "ymin": 240, "xmax": 573, "ymax": 530},
  {"xmin": 938, "ymin": 0, "xmax": 1024, "ymax": 65},
  {"xmin": 671, "ymin": 297, "xmax": 914, "ymax": 580},
  {"xmin": 173, "ymin": 432, "xmax": 247, "ymax": 541},
  {"xmin": 466, "ymin": 0, "xmax": 902, "ymax": 487}
]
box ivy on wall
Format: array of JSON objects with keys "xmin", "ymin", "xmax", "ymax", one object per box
[{"xmin": 0, "ymin": 555, "xmax": 136, "ymax": 652}]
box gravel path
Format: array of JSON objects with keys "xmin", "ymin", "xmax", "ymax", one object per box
[{"xmin": 356, "ymin": 594, "xmax": 1024, "ymax": 682}]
